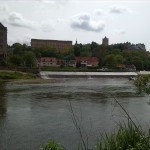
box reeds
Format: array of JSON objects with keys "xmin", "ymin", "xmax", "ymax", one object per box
[{"xmin": 96, "ymin": 121, "xmax": 150, "ymax": 150}]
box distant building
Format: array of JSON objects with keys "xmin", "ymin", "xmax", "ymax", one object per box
[
  {"xmin": 40, "ymin": 57, "xmax": 65, "ymax": 67},
  {"xmin": 102, "ymin": 36, "xmax": 109, "ymax": 46},
  {"xmin": 75, "ymin": 57, "xmax": 99, "ymax": 67},
  {"xmin": 124, "ymin": 42, "xmax": 146, "ymax": 51},
  {"xmin": 31, "ymin": 39, "xmax": 72, "ymax": 53},
  {"xmin": 0, "ymin": 23, "xmax": 7, "ymax": 62},
  {"xmin": 134, "ymin": 43, "xmax": 146, "ymax": 50}
]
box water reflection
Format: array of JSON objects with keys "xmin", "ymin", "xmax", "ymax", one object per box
[{"xmin": 0, "ymin": 81, "xmax": 7, "ymax": 116}]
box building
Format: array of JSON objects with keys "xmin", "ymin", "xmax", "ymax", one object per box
[
  {"xmin": 40, "ymin": 57, "xmax": 65, "ymax": 67},
  {"xmin": 134, "ymin": 43, "xmax": 146, "ymax": 50},
  {"xmin": 75, "ymin": 57, "xmax": 99, "ymax": 67},
  {"xmin": 102, "ymin": 36, "xmax": 109, "ymax": 46},
  {"xmin": 124, "ymin": 42, "xmax": 146, "ymax": 50},
  {"xmin": 0, "ymin": 23, "xmax": 7, "ymax": 63},
  {"xmin": 31, "ymin": 39, "xmax": 72, "ymax": 53}
]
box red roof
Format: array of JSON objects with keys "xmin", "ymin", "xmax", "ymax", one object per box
[
  {"xmin": 75, "ymin": 57, "xmax": 98, "ymax": 63},
  {"xmin": 41, "ymin": 57, "xmax": 57, "ymax": 62}
]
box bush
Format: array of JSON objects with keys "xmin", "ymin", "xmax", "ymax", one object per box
[{"xmin": 40, "ymin": 140, "xmax": 66, "ymax": 150}]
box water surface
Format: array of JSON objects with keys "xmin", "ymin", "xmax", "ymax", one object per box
[{"xmin": 0, "ymin": 78, "xmax": 150, "ymax": 150}]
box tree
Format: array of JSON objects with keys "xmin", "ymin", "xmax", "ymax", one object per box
[
  {"xmin": 131, "ymin": 57, "xmax": 143, "ymax": 71},
  {"xmin": 23, "ymin": 51, "xmax": 36, "ymax": 67},
  {"xmin": 9, "ymin": 55, "xmax": 22, "ymax": 66},
  {"xmin": 12, "ymin": 43, "xmax": 23, "ymax": 55},
  {"xmin": 134, "ymin": 74, "xmax": 150, "ymax": 95},
  {"xmin": 104, "ymin": 54, "xmax": 116, "ymax": 68},
  {"xmin": 115, "ymin": 54, "xmax": 124, "ymax": 64}
]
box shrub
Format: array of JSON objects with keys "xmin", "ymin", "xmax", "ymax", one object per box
[{"xmin": 39, "ymin": 140, "xmax": 66, "ymax": 150}]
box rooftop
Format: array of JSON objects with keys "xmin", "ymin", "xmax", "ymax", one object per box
[{"xmin": 0, "ymin": 23, "xmax": 7, "ymax": 30}]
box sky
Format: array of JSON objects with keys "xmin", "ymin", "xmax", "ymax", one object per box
[{"xmin": 0, "ymin": 0, "xmax": 150, "ymax": 50}]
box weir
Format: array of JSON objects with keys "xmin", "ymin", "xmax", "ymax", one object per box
[{"xmin": 40, "ymin": 71, "xmax": 138, "ymax": 79}]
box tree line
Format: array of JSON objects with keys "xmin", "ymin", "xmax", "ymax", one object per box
[{"xmin": 4, "ymin": 42, "xmax": 150, "ymax": 71}]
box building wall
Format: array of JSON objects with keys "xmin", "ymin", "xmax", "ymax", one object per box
[
  {"xmin": 102, "ymin": 36, "xmax": 109, "ymax": 46},
  {"xmin": 0, "ymin": 25, "xmax": 7, "ymax": 58},
  {"xmin": 31, "ymin": 39, "xmax": 72, "ymax": 53}
]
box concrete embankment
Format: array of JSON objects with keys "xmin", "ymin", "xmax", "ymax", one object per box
[{"xmin": 40, "ymin": 71, "xmax": 138, "ymax": 79}]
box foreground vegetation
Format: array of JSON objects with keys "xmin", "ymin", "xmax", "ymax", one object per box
[{"xmin": 0, "ymin": 71, "xmax": 36, "ymax": 80}]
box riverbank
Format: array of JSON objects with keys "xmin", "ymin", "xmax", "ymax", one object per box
[
  {"xmin": 0, "ymin": 70, "xmax": 36, "ymax": 80},
  {"xmin": 0, "ymin": 70, "xmax": 60, "ymax": 84}
]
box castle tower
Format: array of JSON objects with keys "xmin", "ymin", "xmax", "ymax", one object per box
[
  {"xmin": 75, "ymin": 38, "xmax": 78, "ymax": 45},
  {"xmin": 102, "ymin": 36, "xmax": 109, "ymax": 46},
  {"xmin": 0, "ymin": 23, "xmax": 7, "ymax": 62}
]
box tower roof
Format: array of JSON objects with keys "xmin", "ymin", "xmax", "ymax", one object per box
[{"xmin": 0, "ymin": 23, "xmax": 7, "ymax": 30}]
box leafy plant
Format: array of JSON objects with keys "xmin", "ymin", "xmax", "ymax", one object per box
[
  {"xmin": 40, "ymin": 140, "xmax": 66, "ymax": 150},
  {"xmin": 134, "ymin": 74, "xmax": 150, "ymax": 94}
]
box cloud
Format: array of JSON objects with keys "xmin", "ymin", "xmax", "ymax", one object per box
[
  {"xmin": 114, "ymin": 29, "xmax": 126, "ymax": 35},
  {"xmin": 40, "ymin": 22, "xmax": 55, "ymax": 32},
  {"xmin": 3, "ymin": 11, "xmax": 54, "ymax": 32},
  {"xmin": 0, "ymin": 5, "xmax": 8, "ymax": 13},
  {"xmin": 4, "ymin": 12, "xmax": 36, "ymax": 29},
  {"xmin": 94, "ymin": 9, "xmax": 103, "ymax": 16},
  {"xmin": 70, "ymin": 13, "xmax": 105, "ymax": 32},
  {"xmin": 0, "ymin": 4, "xmax": 9, "ymax": 21},
  {"xmin": 109, "ymin": 5, "xmax": 131, "ymax": 14}
]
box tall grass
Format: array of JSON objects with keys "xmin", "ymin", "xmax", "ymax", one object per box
[{"xmin": 96, "ymin": 121, "xmax": 150, "ymax": 150}]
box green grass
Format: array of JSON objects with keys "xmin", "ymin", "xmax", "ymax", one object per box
[{"xmin": 0, "ymin": 71, "xmax": 36, "ymax": 80}]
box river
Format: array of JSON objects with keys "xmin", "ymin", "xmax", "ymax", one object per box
[{"xmin": 0, "ymin": 78, "xmax": 150, "ymax": 150}]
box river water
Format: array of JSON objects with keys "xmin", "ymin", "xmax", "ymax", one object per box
[{"xmin": 0, "ymin": 78, "xmax": 150, "ymax": 150}]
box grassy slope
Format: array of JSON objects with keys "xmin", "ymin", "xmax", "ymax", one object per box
[{"xmin": 0, "ymin": 71, "xmax": 36, "ymax": 80}]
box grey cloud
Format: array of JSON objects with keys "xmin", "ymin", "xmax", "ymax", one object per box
[
  {"xmin": 4, "ymin": 12, "xmax": 35, "ymax": 29},
  {"xmin": 94, "ymin": 9, "xmax": 103, "ymax": 16},
  {"xmin": 3, "ymin": 11, "xmax": 54, "ymax": 32},
  {"xmin": 109, "ymin": 5, "xmax": 131, "ymax": 14},
  {"xmin": 70, "ymin": 13, "xmax": 105, "ymax": 32},
  {"xmin": 40, "ymin": 22, "xmax": 55, "ymax": 32},
  {"xmin": 114, "ymin": 29, "xmax": 126, "ymax": 35},
  {"xmin": 120, "ymin": 31, "xmax": 126, "ymax": 35},
  {"xmin": 0, "ymin": 5, "xmax": 8, "ymax": 13}
]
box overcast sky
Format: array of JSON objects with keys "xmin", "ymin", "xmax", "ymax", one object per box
[{"xmin": 0, "ymin": 0, "xmax": 150, "ymax": 50}]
